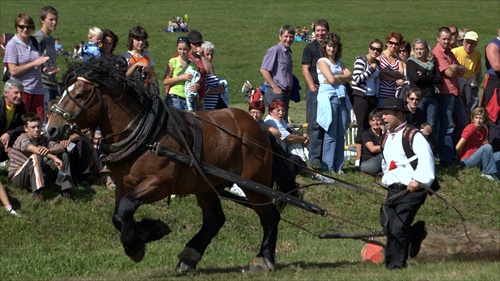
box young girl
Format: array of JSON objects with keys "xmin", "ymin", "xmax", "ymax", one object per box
[
  {"xmin": 359, "ymin": 109, "xmax": 384, "ymax": 176},
  {"xmin": 316, "ymin": 32, "xmax": 352, "ymax": 175},
  {"xmin": 163, "ymin": 37, "xmax": 199, "ymax": 111},
  {"xmin": 455, "ymin": 107, "xmax": 499, "ymax": 181},
  {"xmin": 122, "ymin": 26, "xmax": 158, "ymax": 94},
  {"xmin": 201, "ymin": 41, "xmax": 227, "ymax": 110}
]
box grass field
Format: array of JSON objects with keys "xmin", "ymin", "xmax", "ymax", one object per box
[{"xmin": 1, "ymin": 1, "xmax": 499, "ymax": 280}]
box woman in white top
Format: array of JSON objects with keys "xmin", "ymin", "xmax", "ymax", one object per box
[{"xmin": 316, "ymin": 32, "xmax": 352, "ymax": 175}]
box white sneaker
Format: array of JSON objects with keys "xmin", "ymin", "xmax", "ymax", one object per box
[
  {"xmin": 315, "ymin": 174, "xmax": 335, "ymax": 184},
  {"xmin": 229, "ymin": 184, "xmax": 246, "ymax": 197},
  {"xmin": 481, "ymin": 174, "xmax": 499, "ymax": 181},
  {"xmin": 355, "ymin": 159, "xmax": 360, "ymax": 167}
]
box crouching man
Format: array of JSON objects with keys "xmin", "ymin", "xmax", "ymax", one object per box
[{"xmin": 8, "ymin": 112, "xmax": 73, "ymax": 201}]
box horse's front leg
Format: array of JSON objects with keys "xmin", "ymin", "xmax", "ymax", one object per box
[
  {"xmin": 176, "ymin": 189, "xmax": 226, "ymax": 272},
  {"xmin": 246, "ymin": 192, "xmax": 281, "ymax": 272},
  {"xmin": 116, "ymin": 178, "xmax": 171, "ymax": 263}
]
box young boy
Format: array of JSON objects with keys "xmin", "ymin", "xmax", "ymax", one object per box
[
  {"xmin": 81, "ymin": 27, "xmax": 103, "ymax": 62},
  {"xmin": 9, "ymin": 113, "xmax": 74, "ymax": 200}
]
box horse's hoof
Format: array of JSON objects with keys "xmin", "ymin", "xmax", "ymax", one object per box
[
  {"xmin": 176, "ymin": 247, "xmax": 201, "ymax": 272},
  {"xmin": 248, "ymin": 257, "xmax": 275, "ymax": 272},
  {"xmin": 176, "ymin": 260, "xmax": 195, "ymax": 273},
  {"xmin": 124, "ymin": 243, "xmax": 145, "ymax": 263}
]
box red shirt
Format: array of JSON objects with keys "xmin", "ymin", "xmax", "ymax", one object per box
[
  {"xmin": 432, "ymin": 43, "xmax": 460, "ymax": 96},
  {"xmin": 459, "ymin": 123, "xmax": 488, "ymax": 160}
]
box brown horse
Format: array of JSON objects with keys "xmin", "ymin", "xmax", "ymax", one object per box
[{"xmin": 45, "ymin": 58, "xmax": 298, "ymax": 272}]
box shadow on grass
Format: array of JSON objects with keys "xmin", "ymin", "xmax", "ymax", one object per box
[{"xmin": 161, "ymin": 260, "xmax": 360, "ymax": 276}]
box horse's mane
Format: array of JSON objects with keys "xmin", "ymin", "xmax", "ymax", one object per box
[{"xmin": 61, "ymin": 56, "xmax": 196, "ymax": 147}]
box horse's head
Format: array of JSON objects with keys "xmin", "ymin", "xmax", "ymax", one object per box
[{"xmin": 46, "ymin": 77, "xmax": 103, "ymax": 141}]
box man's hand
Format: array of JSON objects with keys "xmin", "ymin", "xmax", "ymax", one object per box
[
  {"xmin": 37, "ymin": 146, "xmax": 50, "ymax": 156},
  {"xmin": 53, "ymin": 156, "xmax": 63, "ymax": 170},
  {"xmin": 0, "ymin": 133, "xmax": 10, "ymax": 148},
  {"xmin": 407, "ymin": 180, "xmax": 420, "ymax": 192},
  {"xmin": 59, "ymin": 140, "xmax": 71, "ymax": 148}
]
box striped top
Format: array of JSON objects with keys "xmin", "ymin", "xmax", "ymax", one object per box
[
  {"xmin": 8, "ymin": 133, "xmax": 59, "ymax": 178},
  {"xmin": 379, "ymin": 52, "xmax": 401, "ymax": 98},
  {"xmin": 3, "ymin": 35, "xmax": 44, "ymax": 95},
  {"xmin": 204, "ymin": 73, "xmax": 221, "ymax": 110}
]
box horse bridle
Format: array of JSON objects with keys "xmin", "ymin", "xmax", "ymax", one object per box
[{"xmin": 50, "ymin": 76, "xmax": 103, "ymax": 134}]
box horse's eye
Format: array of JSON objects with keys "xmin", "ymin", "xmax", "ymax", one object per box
[{"xmin": 74, "ymin": 93, "xmax": 84, "ymax": 99}]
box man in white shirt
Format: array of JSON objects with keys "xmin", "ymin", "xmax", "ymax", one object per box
[{"xmin": 378, "ymin": 97, "xmax": 435, "ymax": 270}]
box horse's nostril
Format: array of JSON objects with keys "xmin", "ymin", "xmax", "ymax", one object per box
[{"xmin": 46, "ymin": 126, "xmax": 58, "ymax": 140}]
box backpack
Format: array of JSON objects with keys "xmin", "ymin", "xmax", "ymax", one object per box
[
  {"xmin": 2, "ymin": 34, "xmax": 39, "ymax": 82},
  {"xmin": 381, "ymin": 125, "xmax": 441, "ymax": 195}
]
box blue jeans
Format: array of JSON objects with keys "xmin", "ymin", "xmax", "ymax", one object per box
[
  {"xmin": 452, "ymin": 95, "xmax": 468, "ymax": 146},
  {"xmin": 306, "ymin": 87, "xmax": 323, "ymax": 165},
  {"xmin": 435, "ymin": 95, "xmax": 455, "ymax": 166},
  {"xmin": 322, "ymin": 96, "xmax": 349, "ymax": 171},
  {"xmin": 495, "ymin": 151, "xmax": 500, "ymax": 175},
  {"xmin": 461, "ymin": 144, "xmax": 498, "ymax": 175},
  {"xmin": 418, "ymin": 96, "xmax": 437, "ymax": 148},
  {"xmin": 165, "ymin": 96, "xmax": 187, "ymax": 111},
  {"xmin": 264, "ymin": 86, "xmax": 290, "ymax": 123},
  {"xmin": 464, "ymin": 87, "xmax": 479, "ymax": 122}
]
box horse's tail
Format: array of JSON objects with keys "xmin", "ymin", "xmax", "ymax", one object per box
[{"xmin": 268, "ymin": 131, "xmax": 300, "ymax": 212}]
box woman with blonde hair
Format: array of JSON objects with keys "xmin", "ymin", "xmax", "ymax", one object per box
[{"xmin": 406, "ymin": 38, "xmax": 441, "ymax": 147}]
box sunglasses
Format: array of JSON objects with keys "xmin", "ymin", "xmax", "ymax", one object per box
[
  {"xmin": 370, "ymin": 46, "xmax": 382, "ymax": 52},
  {"xmin": 398, "ymin": 49, "xmax": 408, "ymax": 53},
  {"xmin": 409, "ymin": 98, "xmax": 421, "ymax": 101},
  {"xmin": 17, "ymin": 24, "xmax": 34, "ymax": 30},
  {"xmin": 177, "ymin": 37, "xmax": 189, "ymax": 43},
  {"xmin": 387, "ymin": 41, "xmax": 399, "ymax": 45}
]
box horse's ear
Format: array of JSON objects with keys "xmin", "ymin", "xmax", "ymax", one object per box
[{"xmin": 65, "ymin": 57, "xmax": 73, "ymax": 69}]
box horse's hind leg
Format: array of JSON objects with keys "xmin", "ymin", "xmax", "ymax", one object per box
[
  {"xmin": 176, "ymin": 190, "xmax": 226, "ymax": 272},
  {"xmin": 117, "ymin": 192, "xmax": 171, "ymax": 262}
]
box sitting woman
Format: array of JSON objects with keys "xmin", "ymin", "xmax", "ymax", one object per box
[
  {"xmin": 264, "ymin": 99, "xmax": 334, "ymax": 183},
  {"xmin": 455, "ymin": 107, "xmax": 499, "ymax": 181},
  {"xmin": 248, "ymin": 100, "xmax": 280, "ymax": 138},
  {"xmin": 405, "ymin": 88, "xmax": 432, "ymax": 138},
  {"xmin": 360, "ymin": 109, "xmax": 384, "ymax": 176}
]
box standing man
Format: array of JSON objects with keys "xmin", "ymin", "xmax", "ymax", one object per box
[
  {"xmin": 432, "ymin": 26, "xmax": 466, "ymax": 167},
  {"xmin": 0, "ymin": 79, "xmax": 27, "ymax": 163},
  {"xmin": 9, "ymin": 112, "xmax": 73, "ymax": 201},
  {"xmin": 187, "ymin": 30, "xmax": 206, "ymax": 110},
  {"xmin": 452, "ymin": 31, "xmax": 482, "ymax": 121},
  {"xmin": 379, "ymin": 98, "xmax": 434, "ymax": 270},
  {"xmin": 448, "ymin": 25, "xmax": 459, "ymax": 49},
  {"xmin": 482, "ymin": 28, "xmax": 500, "ymax": 152},
  {"xmin": 33, "ymin": 6, "xmax": 61, "ymax": 111},
  {"xmin": 260, "ymin": 25, "xmax": 295, "ymax": 123},
  {"xmin": 301, "ymin": 19, "xmax": 329, "ymax": 167}
]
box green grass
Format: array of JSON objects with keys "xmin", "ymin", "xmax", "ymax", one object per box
[{"xmin": 1, "ymin": 1, "xmax": 500, "ymax": 280}]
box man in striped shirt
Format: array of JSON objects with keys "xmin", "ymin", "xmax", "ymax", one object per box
[{"xmin": 8, "ymin": 112, "xmax": 73, "ymax": 200}]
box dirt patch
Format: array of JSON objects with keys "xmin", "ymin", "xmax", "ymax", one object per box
[{"xmin": 413, "ymin": 226, "xmax": 500, "ymax": 261}]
